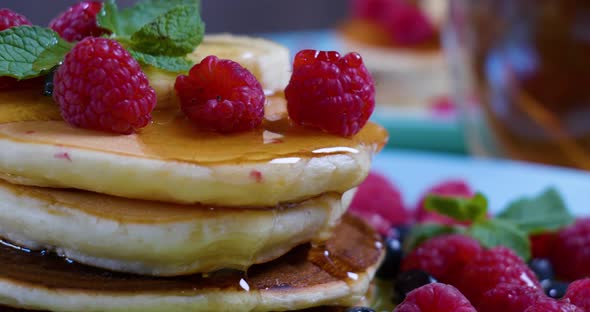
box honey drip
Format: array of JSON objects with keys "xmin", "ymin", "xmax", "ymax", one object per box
[
  {"xmin": 0, "ymin": 215, "xmax": 381, "ymax": 293},
  {"xmin": 0, "ymin": 88, "xmax": 388, "ymax": 165}
]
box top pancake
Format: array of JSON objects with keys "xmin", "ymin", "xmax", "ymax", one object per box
[{"xmin": 0, "ymin": 88, "xmax": 388, "ymax": 206}]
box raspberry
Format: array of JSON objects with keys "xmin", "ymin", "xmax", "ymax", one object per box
[
  {"xmin": 175, "ymin": 55, "xmax": 265, "ymax": 133},
  {"xmin": 564, "ymin": 278, "xmax": 590, "ymax": 310},
  {"xmin": 401, "ymin": 234, "xmax": 482, "ymax": 284},
  {"xmin": 524, "ymin": 297, "xmax": 583, "ymax": 312},
  {"xmin": 351, "ymin": 0, "xmax": 390, "ymax": 21},
  {"xmin": 0, "ymin": 8, "xmax": 31, "ymax": 31},
  {"xmin": 415, "ymin": 180, "xmax": 474, "ymax": 225},
  {"xmin": 394, "ymin": 283, "xmax": 476, "ymax": 312},
  {"xmin": 53, "ymin": 37, "xmax": 156, "ymax": 134},
  {"xmin": 550, "ymin": 218, "xmax": 590, "ymax": 281},
  {"xmin": 456, "ymin": 246, "xmax": 542, "ymax": 307},
  {"xmin": 530, "ymin": 232, "xmax": 556, "ymax": 259},
  {"xmin": 0, "ymin": 8, "xmax": 32, "ymax": 90},
  {"xmin": 49, "ymin": 1, "xmax": 108, "ymax": 42},
  {"xmin": 285, "ymin": 50, "xmax": 375, "ymax": 137},
  {"xmin": 348, "ymin": 172, "xmax": 409, "ymax": 235},
  {"xmin": 382, "ymin": 0, "xmax": 437, "ymax": 46},
  {"xmin": 478, "ymin": 283, "xmax": 544, "ymax": 312}
]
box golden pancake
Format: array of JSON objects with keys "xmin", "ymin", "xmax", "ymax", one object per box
[
  {"xmin": 0, "ymin": 89, "xmax": 388, "ymax": 207},
  {"xmin": 0, "ymin": 215, "xmax": 383, "ymax": 312},
  {"xmin": 0, "ymin": 178, "xmax": 354, "ymax": 276}
]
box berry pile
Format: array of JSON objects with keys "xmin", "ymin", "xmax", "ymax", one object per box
[
  {"xmin": 351, "ymin": 0, "xmax": 437, "ymax": 46},
  {"xmin": 348, "ymin": 173, "xmax": 590, "ymax": 311}
]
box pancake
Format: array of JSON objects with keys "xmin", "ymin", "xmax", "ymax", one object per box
[
  {"xmin": 338, "ymin": 20, "xmax": 449, "ymax": 107},
  {"xmin": 147, "ymin": 34, "xmax": 291, "ymax": 109},
  {"xmin": 0, "ymin": 214, "xmax": 383, "ymax": 312},
  {"xmin": 0, "ymin": 90, "xmax": 388, "ymax": 207},
  {"xmin": 0, "ymin": 178, "xmax": 354, "ymax": 276}
]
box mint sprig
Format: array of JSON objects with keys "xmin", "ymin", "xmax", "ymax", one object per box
[
  {"xmin": 425, "ymin": 193, "xmax": 488, "ymax": 222},
  {"xmin": 497, "ymin": 187, "xmax": 573, "ymax": 234},
  {"xmin": 0, "ymin": 26, "xmax": 72, "ymax": 79},
  {"xmin": 99, "ymin": 0, "xmax": 200, "ymax": 37},
  {"xmin": 0, "ymin": 0, "xmax": 203, "ymax": 80},
  {"xmin": 130, "ymin": 5, "xmax": 204, "ymax": 56},
  {"xmin": 406, "ymin": 187, "xmax": 574, "ymax": 262},
  {"xmin": 468, "ymin": 219, "xmax": 531, "ymax": 261},
  {"xmin": 98, "ymin": 0, "xmax": 203, "ymax": 72},
  {"xmin": 129, "ymin": 49, "xmax": 192, "ymax": 72}
]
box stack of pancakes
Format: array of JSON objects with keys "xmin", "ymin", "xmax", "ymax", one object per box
[{"xmin": 0, "ymin": 35, "xmax": 388, "ymax": 311}]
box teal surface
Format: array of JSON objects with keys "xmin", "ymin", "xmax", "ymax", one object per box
[
  {"xmin": 372, "ymin": 112, "xmax": 467, "ymax": 154},
  {"xmin": 373, "ymin": 150, "xmax": 590, "ymax": 215}
]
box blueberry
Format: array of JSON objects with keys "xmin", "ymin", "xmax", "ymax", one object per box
[
  {"xmin": 43, "ymin": 67, "xmax": 57, "ymax": 96},
  {"xmin": 345, "ymin": 307, "xmax": 376, "ymax": 312},
  {"xmin": 376, "ymin": 225, "xmax": 411, "ymax": 279},
  {"xmin": 394, "ymin": 269, "xmax": 437, "ymax": 303},
  {"xmin": 529, "ymin": 258, "xmax": 554, "ymax": 281},
  {"xmin": 541, "ymin": 280, "xmax": 569, "ymax": 299}
]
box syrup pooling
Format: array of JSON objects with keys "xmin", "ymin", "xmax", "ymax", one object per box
[
  {"xmin": 0, "ymin": 88, "xmax": 388, "ymax": 165},
  {"xmin": 0, "ymin": 214, "xmax": 381, "ymax": 293}
]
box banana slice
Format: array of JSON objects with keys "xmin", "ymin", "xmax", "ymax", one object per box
[{"xmin": 148, "ymin": 34, "xmax": 291, "ymax": 109}]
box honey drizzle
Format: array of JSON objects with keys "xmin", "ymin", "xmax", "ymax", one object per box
[{"xmin": 0, "ymin": 88, "xmax": 389, "ymax": 166}]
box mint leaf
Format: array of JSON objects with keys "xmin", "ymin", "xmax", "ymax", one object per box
[
  {"xmin": 33, "ymin": 39, "xmax": 73, "ymax": 72},
  {"xmin": 468, "ymin": 219, "xmax": 531, "ymax": 261},
  {"xmin": 129, "ymin": 49, "xmax": 192, "ymax": 72},
  {"xmin": 403, "ymin": 223, "xmax": 463, "ymax": 253},
  {"xmin": 497, "ymin": 187, "xmax": 573, "ymax": 234},
  {"xmin": 0, "ymin": 26, "xmax": 71, "ymax": 79},
  {"xmin": 130, "ymin": 5, "xmax": 204, "ymax": 56},
  {"xmin": 425, "ymin": 193, "xmax": 488, "ymax": 223},
  {"xmin": 97, "ymin": 0, "xmax": 120, "ymax": 35},
  {"xmin": 99, "ymin": 0, "xmax": 201, "ymax": 37}
]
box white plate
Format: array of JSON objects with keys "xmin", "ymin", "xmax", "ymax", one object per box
[{"xmin": 373, "ymin": 150, "xmax": 590, "ymax": 216}]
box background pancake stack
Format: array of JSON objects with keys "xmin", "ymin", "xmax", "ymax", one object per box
[{"xmin": 0, "ymin": 33, "xmax": 388, "ymax": 311}]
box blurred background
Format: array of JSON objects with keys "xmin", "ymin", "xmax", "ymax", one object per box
[{"xmin": 4, "ymin": 0, "xmax": 349, "ymax": 33}]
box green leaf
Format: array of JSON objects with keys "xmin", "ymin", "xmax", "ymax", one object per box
[
  {"xmin": 33, "ymin": 39, "xmax": 73, "ymax": 71},
  {"xmin": 96, "ymin": 0, "xmax": 120, "ymax": 35},
  {"xmin": 425, "ymin": 192, "xmax": 488, "ymax": 223},
  {"xmin": 0, "ymin": 26, "xmax": 71, "ymax": 80},
  {"xmin": 99, "ymin": 0, "xmax": 201, "ymax": 37},
  {"xmin": 130, "ymin": 5, "xmax": 205, "ymax": 56},
  {"xmin": 497, "ymin": 187, "xmax": 574, "ymax": 234},
  {"xmin": 129, "ymin": 49, "xmax": 193, "ymax": 72},
  {"xmin": 468, "ymin": 219, "xmax": 531, "ymax": 261},
  {"xmin": 403, "ymin": 223, "xmax": 463, "ymax": 253}
]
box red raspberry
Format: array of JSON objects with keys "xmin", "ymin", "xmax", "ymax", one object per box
[
  {"xmin": 285, "ymin": 50, "xmax": 375, "ymax": 137},
  {"xmin": 550, "ymin": 218, "xmax": 590, "ymax": 281},
  {"xmin": 524, "ymin": 297, "xmax": 583, "ymax": 312},
  {"xmin": 349, "ymin": 172, "xmax": 409, "ymax": 235},
  {"xmin": 175, "ymin": 55, "xmax": 265, "ymax": 133},
  {"xmin": 401, "ymin": 234, "xmax": 482, "ymax": 284},
  {"xmin": 0, "ymin": 8, "xmax": 31, "ymax": 31},
  {"xmin": 382, "ymin": 0, "xmax": 437, "ymax": 46},
  {"xmin": 351, "ymin": 0, "xmax": 390, "ymax": 20},
  {"xmin": 0, "ymin": 8, "xmax": 32, "ymax": 89},
  {"xmin": 478, "ymin": 283, "xmax": 544, "ymax": 312},
  {"xmin": 49, "ymin": 1, "xmax": 108, "ymax": 42},
  {"xmin": 415, "ymin": 180, "xmax": 474, "ymax": 225},
  {"xmin": 394, "ymin": 283, "xmax": 476, "ymax": 312},
  {"xmin": 530, "ymin": 232, "xmax": 556, "ymax": 259},
  {"xmin": 53, "ymin": 37, "xmax": 156, "ymax": 134},
  {"xmin": 456, "ymin": 246, "xmax": 541, "ymax": 307},
  {"xmin": 564, "ymin": 278, "xmax": 590, "ymax": 310}
]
